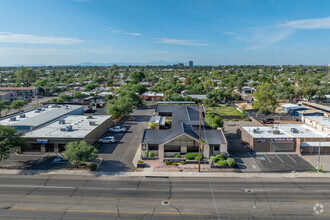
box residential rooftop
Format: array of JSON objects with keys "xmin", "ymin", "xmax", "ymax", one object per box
[{"xmin": 24, "ymin": 115, "xmax": 111, "ymax": 139}]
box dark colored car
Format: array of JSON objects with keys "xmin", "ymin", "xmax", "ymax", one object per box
[{"xmin": 262, "ymin": 118, "xmax": 274, "ymax": 124}]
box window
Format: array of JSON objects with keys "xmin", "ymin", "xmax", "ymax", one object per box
[
  {"xmin": 214, "ymin": 146, "xmax": 220, "ymax": 151},
  {"xmin": 149, "ymin": 144, "xmax": 158, "ymax": 150}
]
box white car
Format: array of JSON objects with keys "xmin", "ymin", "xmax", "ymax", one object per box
[
  {"xmin": 98, "ymin": 136, "xmax": 116, "ymax": 144},
  {"xmin": 109, "ymin": 126, "xmax": 126, "ymax": 133}
]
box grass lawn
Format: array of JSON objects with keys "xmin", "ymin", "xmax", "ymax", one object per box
[{"xmin": 206, "ymin": 105, "xmax": 243, "ymax": 116}]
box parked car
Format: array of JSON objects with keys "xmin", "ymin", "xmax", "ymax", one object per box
[
  {"xmin": 98, "ymin": 136, "xmax": 116, "ymax": 144},
  {"xmin": 262, "ymin": 118, "xmax": 274, "ymax": 124},
  {"xmin": 109, "ymin": 126, "xmax": 126, "ymax": 133}
]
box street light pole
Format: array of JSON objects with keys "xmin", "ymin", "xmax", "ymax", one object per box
[
  {"xmin": 198, "ymin": 104, "xmax": 201, "ymax": 173},
  {"xmin": 317, "ymin": 134, "xmax": 330, "ymax": 172}
]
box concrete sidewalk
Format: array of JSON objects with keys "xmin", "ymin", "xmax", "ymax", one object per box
[{"xmin": 1, "ymin": 168, "xmax": 330, "ymax": 178}]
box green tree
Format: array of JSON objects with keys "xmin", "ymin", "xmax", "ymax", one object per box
[
  {"xmin": 85, "ymin": 82, "xmax": 99, "ymax": 91},
  {"xmin": 130, "ymin": 71, "xmax": 145, "ymax": 83},
  {"xmin": 73, "ymin": 92, "xmax": 85, "ymax": 100},
  {"xmin": 63, "ymin": 141, "xmax": 98, "ymax": 167},
  {"xmin": 10, "ymin": 100, "xmax": 28, "ymax": 112},
  {"xmin": 15, "ymin": 66, "xmax": 37, "ymax": 86},
  {"xmin": 205, "ymin": 113, "xmax": 223, "ymax": 129},
  {"xmin": 252, "ymin": 83, "xmax": 278, "ymax": 114},
  {"xmin": 0, "ymin": 125, "xmax": 27, "ymax": 161},
  {"xmin": 0, "ymin": 100, "xmax": 10, "ymax": 117}
]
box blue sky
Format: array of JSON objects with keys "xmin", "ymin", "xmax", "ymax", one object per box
[{"xmin": 0, "ymin": 0, "xmax": 330, "ymax": 65}]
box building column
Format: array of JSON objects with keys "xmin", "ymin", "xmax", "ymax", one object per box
[
  {"xmin": 41, "ymin": 143, "xmax": 46, "ymax": 153},
  {"xmin": 203, "ymin": 144, "xmax": 210, "ymax": 159},
  {"xmin": 54, "ymin": 143, "xmax": 59, "ymax": 153},
  {"xmin": 159, "ymin": 144, "xmax": 164, "ymax": 160}
]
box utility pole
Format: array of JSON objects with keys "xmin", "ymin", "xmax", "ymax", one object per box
[{"xmin": 198, "ymin": 104, "xmax": 201, "ymax": 172}]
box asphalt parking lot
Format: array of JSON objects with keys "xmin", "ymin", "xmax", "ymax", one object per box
[
  {"xmin": 250, "ymin": 153, "xmax": 314, "ymax": 172},
  {"xmin": 97, "ymin": 108, "xmax": 154, "ymax": 172}
]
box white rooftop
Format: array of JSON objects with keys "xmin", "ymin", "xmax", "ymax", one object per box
[
  {"xmin": 243, "ymin": 124, "xmax": 327, "ymax": 138},
  {"xmin": 0, "ymin": 105, "xmax": 83, "ymax": 128},
  {"xmin": 24, "ymin": 115, "xmax": 111, "ymax": 139},
  {"xmin": 304, "ymin": 115, "xmax": 330, "ymax": 129}
]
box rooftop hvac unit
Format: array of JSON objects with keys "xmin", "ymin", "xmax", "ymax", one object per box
[
  {"xmin": 291, "ymin": 128, "xmax": 299, "ymax": 133},
  {"xmin": 272, "ymin": 130, "xmax": 281, "ymax": 135},
  {"xmin": 86, "ymin": 115, "xmax": 93, "ymax": 119},
  {"xmin": 40, "ymin": 108, "xmax": 45, "ymax": 111},
  {"xmin": 58, "ymin": 119, "xmax": 65, "ymax": 124},
  {"xmin": 60, "ymin": 127, "xmax": 67, "ymax": 132},
  {"xmin": 9, "ymin": 117, "xmax": 16, "ymax": 121},
  {"xmin": 50, "ymin": 104, "xmax": 56, "ymax": 108},
  {"xmin": 66, "ymin": 125, "xmax": 73, "ymax": 131},
  {"xmin": 44, "ymin": 105, "xmax": 48, "ymax": 108},
  {"xmin": 19, "ymin": 114, "xmax": 25, "ymax": 118},
  {"xmin": 253, "ymin": 128, "xmax": 259, "ymax": 134},
  {"xmin": 89, "ymin": 121, "xmax": 97, "ymax": 126}
]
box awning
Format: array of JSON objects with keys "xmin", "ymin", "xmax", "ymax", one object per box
[{"xmin": 301, "ymin": 141, "xmax": 330, "ymax": 147}]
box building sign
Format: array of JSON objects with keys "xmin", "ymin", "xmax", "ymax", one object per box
[
  {"xmin": 257, "ymin": 139, "xmax": 267, "ymax": 143},
  {"xmin": 37, "ymin": 139, "xmax": 48, "ymax": 143},
  {"xmin": 271, "ymin": 138, "xmax": 293, "ymax": 143}
]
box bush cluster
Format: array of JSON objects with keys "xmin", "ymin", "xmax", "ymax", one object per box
[
  {"xmin": 185, "ymin": 153, "xmax": 199, "ymax": 160},
  {"xmin": 174, "ymin": 153, "xmax": 180, "ymax": 158},
  {"xmin": 89, "ymin": 163, "xmax": 97, "ymax": 171},
  {"xmin": 138, "ymin": 160, "xmax": 144, "ymax": 164},
  {"xmin": 148, "ymin": 152, "xmax": 154, "ymax": 157},
  {"xmin": 172, "ymin": 162, "xmax": 178, "ymax": 166},
  {"xmin": 165, "ymin": 161, "xmax": 172, "ymax": 165},
  {"xmin": 217, "ymin": 160, "xmax": 227, "ymax": 166},
  {"xmin": 226, "ymin": 158, "xmax": 235, "ymax": 166},
  {"xmin": 180, "ymin": 161, "xmax": 186, "ymax": 165}
]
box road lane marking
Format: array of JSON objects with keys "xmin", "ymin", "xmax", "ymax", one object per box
[
  {"xmin": 10, "ymin": 207, "xmax": 214, "ymax": 216},
  {"xmin": 0, "ymin": 194, "xmax": 207, "ymax": 202}
]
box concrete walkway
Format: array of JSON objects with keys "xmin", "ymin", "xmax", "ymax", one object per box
[{"xmin": 1, "ymin": 168, "xmax": 329, "ymax": 178}]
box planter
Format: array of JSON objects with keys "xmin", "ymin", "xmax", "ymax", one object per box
[
  {"xmin": 210, "ymin": 163, "xmax": 233, "ymax": 168},
  {"xmin": 185, "ymin": 160, "xmax": 209, "ymax": 164},
  {"xmin": 163, "ymin": 158, "xmax": 186, "ymax": 163},
  {"xmin": 137, "ymin": 163, "xmax": 145, "ymax": 168},
  {"xmin": 141, "ymin": 156, "xmax": 158, "ymax": 160}
]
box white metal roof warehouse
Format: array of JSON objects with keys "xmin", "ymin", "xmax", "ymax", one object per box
[
  {"xmin": 0, "ymin": 104, "xmax": 84, "ymax": 132},
  {"xmin": 23, "ymin": 115, "xmax": 113, "ymax": 153}
]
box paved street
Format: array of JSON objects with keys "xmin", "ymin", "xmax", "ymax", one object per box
[
  {"xmin": 0, "ymin": 175, "xmax": 329, "ymax": 219},
  {"xmin": 97, "ymin": 108, "xmax": 154, "ymax": 172}
]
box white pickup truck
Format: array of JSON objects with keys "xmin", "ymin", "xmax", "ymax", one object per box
[{"xmin": 109, "ymin": 126, "xmax": 126, "ymax": 133}]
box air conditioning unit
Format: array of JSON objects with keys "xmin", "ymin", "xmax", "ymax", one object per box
[
  {"xmin": 86, "ymin": 115, "xmax": 93, "ymax": 119},
  {"xmin": 89, "ymin": 121, "xmax": 97, "ymax": 126},
  {"xmin": 60, "ymin": 127, "xmax": 67, "ymax": 132},
  {"xmin": 253, "ymin": 128, "xmax": 259, "ymax": 134},
  {"xmin": 19, "ymin": 114, "xmax": 25, "ymax": 118},
  {"xmin": 58, "ymin": 119, "xmax": 65, "ymax": 124},
  {"xmin": 34, "ymin": 110, "xmax": 40, "ymax": 113},
  {"xmin": 291, "ymin": 128, "xmax": 299, "ymax": 133},
  {"xmin": 272, "ymin": 130, "xmax": 281, "ymax": 135},
  {"xmin": 66, "ymin": 125, "xmax": 73, "ymax": 131},
  {"xmin": 10, "ymin": 117, "xmax": 16, "ymax": 121}
]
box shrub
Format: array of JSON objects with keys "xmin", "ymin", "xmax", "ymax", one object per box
[
  {"xmin": 217, "ymin": 160, "xmax": 227, "ymax": 166},
  {"xmin": 216, "ymin": 154, "xmax": 226, "ymax": 161},
  {"xmin": 165, "ymin": 161, "xmax": 172, "ymax": 165},
  {"xmin": 195, "ymin": 155, "xmax": 203, "ymax": 161},
  {"xmin": 172, "ymin": 162, "xmax": 178, "ymax": 166},
  {"xmin": 180, "ymin": 161, "xmax": 186, "ymax": 165},
  {"xmin": 185, "ymin": 153, "xmax": 199, "ymax": 160},
  {"xmin": 174, "ymin": 153, "xmax": 180, "ymax": 158},
  {"xmin": 210, "ymin": 156, "xmax": 217, "ymax": 163},
  {"xmin": 226, "ymin": 158, "xmax": 235, "ymax": 166},
  {"xmin": 138, "ymin": 160, "xmax": 144, "ymax": 164},
  {"xmin": 16, "ymin": 149, "xmax": 21, "ymax": 154},
  {"xmin": 89, "ymin": 163, "xmax": 97, "ymax": 171},
  {"xmin": 148, "ymin": 152, "xmax": 154, "ymax": 157}
]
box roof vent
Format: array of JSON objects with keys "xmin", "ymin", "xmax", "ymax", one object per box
[
  {"xmin": 86, "ymin": 115, "xmax": 93, "ymax": 119},
  {"xmin": 253, "ymin": 128, "xmax": 259, "ymax": 133},
  {"xmin": 19, "ymin": 114, "xmax": 25, "ymax": 118},
  {"xmin": 272, "ymin": 130, "xmax": 281, "ymax": 135},
  {"xmin": 60, "ymin": 127, "xmax": 67, "ymax": 132},
  {"xmin": 34, "ymin": 110, "xmax": 40, "ymax": 113},
  {"xmin": 291, "ymin": 128, "xmax": 299, "ymax": 133},
  {"xmin": 9, "ymin": 117, "xmax": 16, "ymax": 121},
  {"xmin": 66, "ymin": 125, "xmax": 72, "ymax": 131},
  {"xmin": 89, "ymin": 121, "xmax": 97, "ymax": 126},
  {"xmin": 58, "ymin": 119, "xmax": 65, "ymax": 124}
]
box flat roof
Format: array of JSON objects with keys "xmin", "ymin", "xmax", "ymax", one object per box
[
  {"xmin": 304, "ymin": 115, "xmax": 330, "ymax": 129},
  {"xmin": 243, "ymin": 124, "xmax": 327, "ymax": 138},
  {"xmin": 0, "ymin": 86, "xmax": 37, "ymax": 91},
  {"xmin": 276, "ymin": 124, "xmax": 327, "ymax": 138},
  {"xmin": 302, "ymin": 102, "xmax": 330, "ymax": 113},
  {"xmin": 24, "ymin": 115, "xmax": 111, "ymax": 139},
  {"xmin": 0, "ymin": 105, "xmax": 83, "ymax": 128}
]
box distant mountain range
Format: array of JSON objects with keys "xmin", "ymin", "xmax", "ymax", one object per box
[
  {"xmin": 2, "ymin": 60, "xmax": 187, "ymax": 67},
  {"xmin": 74, "ymin": 60, "xmax": 186, "ymax": 66}
]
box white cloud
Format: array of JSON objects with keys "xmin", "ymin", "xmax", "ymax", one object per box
[
  {"xmin": 0, "ymin": 32, "xmax": 84, "ymax": 45},
  {"xmin": 103, "ymin": 27, "xmax": 142, "ymax": 36},
  {"xmin": 155, "ymin": 38, "xmax": 210, "ymax": 46},
  {"xmin": 280, "ymin": 17, "xmax": 330, "ymax": 29}
]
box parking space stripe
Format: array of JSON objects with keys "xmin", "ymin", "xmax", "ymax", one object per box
[
  {"xmin": 275, "ymin": 154, "xmax": 285, "ymax": 163},
  {"xmin": 287, "ymin": 154, "xmax": 297, "ymax": 163},
  {"xmin": 264, "ymin": 155, "xmax": 272, "ymax": 163}
]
